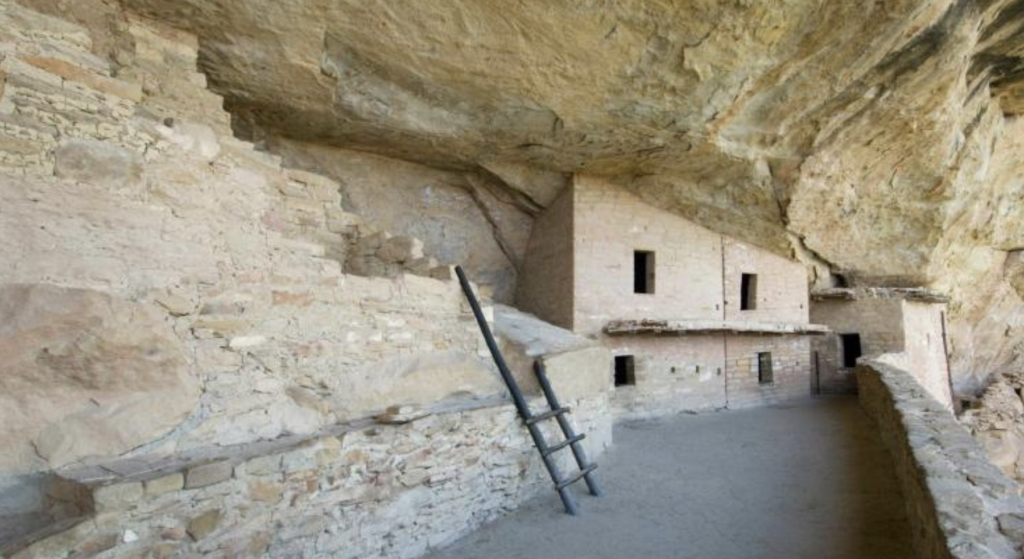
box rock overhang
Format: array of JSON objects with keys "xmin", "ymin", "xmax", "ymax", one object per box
[{"xmin": 32, "ymin": 0, "xmax": 1024, "ymax": 389}]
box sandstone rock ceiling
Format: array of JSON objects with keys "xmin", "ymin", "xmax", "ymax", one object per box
[{"xmin": 78, "ymin": 0, "xmax": 1024, "ymax": 386}]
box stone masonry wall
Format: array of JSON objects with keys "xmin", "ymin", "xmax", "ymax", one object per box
[
  {"xmin": 607, "ymin": 335, "xmax": 727, "ymax": 421},
  {"xmin": 0, "ymin": 3, "xmax": 498, "ymax": 475},
  {"xmin": 5, "ymin": 397, "xmax": 611, "ymax": 559},
  {"xmin": 725, "ymin": 335, "xmax": 812, "ymax": 409},
  {"xmin": 722, "ymin": 238, "xmax": 809, "ymax": 324},
  {"xmin": 857, "ymin": 359, "xmax": 1024, "ymax": 559},
  {"xmin": 571, "ymin": 174, "xmax": 724, "ymax": 336},
  {"xmin": 810, "ymin": 295, "xmax": 952, "ymax": 407},
  {"xmin": 810, "ymin": 297, "xmax": 906, "ymax": 394},
  {"xmin": 516, "ymin": 185, "xmax": 574, "ymax": 330},
  {"xmin": 0, "ymin": 5, "xmax": 614, "ymax": 556},
  {"xmin": 901, "ymin": 300, "xmax": 953, "ymax": 407},
  {"xmin": 517, "ymin": 174, "xmax": 816, "ymax": 418}
]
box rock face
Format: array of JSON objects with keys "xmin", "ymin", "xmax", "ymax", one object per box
[
  {"xmin": 963, "ymin": 371, "xmax": 1024, "ymax": 482},
  {"xmin": 0, "ymin": 285, "xmax": 199, "ymax": 473},
  {"xmin": 99, "ymin": 0, "xmax": 1024, "ymax": 391},
  {"xmin": 267, "ymin": 138, "xmax": 532, "ymax": 302}
]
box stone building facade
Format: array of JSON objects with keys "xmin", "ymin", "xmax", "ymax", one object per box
[
  {"xmin": 810, "ymin": 288, "xmax": 954, "ymax": 407},
  {"xmin": 518, "ymin": 175, "xmax": 826, "ymax": 419}
]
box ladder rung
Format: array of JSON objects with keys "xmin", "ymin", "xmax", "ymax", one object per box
[
  {"xmin": 556, "ymin": 463, "xmax": 598, "ymax": 490},
  {"xmin": 542, "ymin": 433, "xmax": 586, "ymax": 456},
  {"xmin": 526, "ymin": 407, "xmax": 570, "ymax": 425}
]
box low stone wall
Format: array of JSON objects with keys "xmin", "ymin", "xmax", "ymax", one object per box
[
  {"xmin": 4, "ymin": 396, "xmax": 611, "ymax": 559},
  {"xmin": 857, "ymin": 359, "xmax": 1024, "ymax": 559}
]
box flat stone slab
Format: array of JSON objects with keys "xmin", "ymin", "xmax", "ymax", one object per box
[
  {"xmin": 494, "ymin": 304, "xmax": 596, "ymax": 357},
  {"xmin": 811, "ymin": 287, "xmax": 949, "ymax": 303},
  {"xmin": 604, "ymin": 318, "xmax": 829, "ymax": 336}
]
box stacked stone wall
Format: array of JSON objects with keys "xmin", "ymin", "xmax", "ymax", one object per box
[
  {"xmin": 722, "ymin": 238, "xmax": 809, "ymax": 324},
  {"xmin": 0, "ymin": 4, "xmax": 612, "ymax": 556},
  {"xmin": 5, "ymin": 397, "xmax": 610, "ymax": 559},
  {"xmin": 516, "ymin": 186, "xmax": 574, "ymax": 329},
  {"xmin": 858, "ymin": 360, "xmax": 1024, "ymax": 559},
  {"xmin": 548, "ymin": 174, "xmax": 814, "ymax": 416},
  {"xmin": 900, "ymin": 300, "xmax": 953, "ymax": 407},
  {"xmin": 810, "ymin": 297, "xmax": 906, "ymax": 394},
  {"xmin": 607, "ymin": 335, "xmax": 727, "ymax": 420},
  {"xmin": 725, "ymin": 335, "xmax": 811, "ymax": 409},
  {"xmin": 810, "ymin": 295, "xmax": 952, "ymax": 407},
  {"xmin": 0, "ymin": 3, "xmax": 497, "ymax": 468},
  {"xmin": 570, "ymin": 175, "xmax": 724, "ymax": 336}
]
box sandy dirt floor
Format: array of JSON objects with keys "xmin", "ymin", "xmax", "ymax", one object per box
[{"xmin": 426, "ymin": 397, "xmax": 912, "ymax": 559}]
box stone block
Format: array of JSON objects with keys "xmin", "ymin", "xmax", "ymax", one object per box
[
  {"xmin": 160, "ymin": 526, "xmax": 187, "ymax": 541},
  {"xmin": 93, "ymin": 481, "xmax": 143, "ymax": 511},
  {"xmin": 248, "ymin": 480, "xmax": 284, "ymax": 503},
  {"xmin": 276, "ymin": 515, "xmax": 326, "ymax": 542},
  {"xmin": 236, "ymin": 453, "xmax": 283, "ymax": 477},
  {"xmin": 54, "ymin": 139, "xmax": 143, "ymax": 188},
  {"xmin": 187, "ymin": 509, "xmax": 222, "ymax": 541},
  {"xmin": 402, "ymin": 258, "xmax": 438, "ymax": 278},
  {"xmin": 149, "ymin": 542, "xmax": 182, "ymax": 559},
  {"xmin": 429, "ymin": 265, "xmax": 457, "ymax": 281},
  {"xmin": 73, "ymin": 533, "xmax": 119, "ymax": 557},
  {"xmin": 153, "ymin": 292, "xmax": 195, "ymax": 316},
  {"xmin": 144, "ymin": 473, "xmax": 184, "ymax": 496},
  {"xmin": 184, "ymin": 461, "xmax": 233, "ymax": 489},
  {"xmin": 377, "ymin": 236, "xmax": 424, "ymax": 264},
  {"xmin": 280, "ymin": 446, "xmax": 318, "ymax": 474},
  {"xmin": 354, "ymin": 231, "xmax": 391, "ymax": 255},
  {"xmin": 269, "ymin": 235, "xmax": 326, "ymax": 257},
  {"xmin": 228, "ymin": 335, "xmax": 267, "ymax": 349},
  {"xmin": 190, "ymin": 318, "xmax": 251, "ymax": 338},
  {"xmin": 21, "ymin": 56, "xmax": 143, "ymax": 101}
]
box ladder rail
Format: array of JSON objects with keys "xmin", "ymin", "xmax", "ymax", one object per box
[
  {"xmin": 455, "ymin": 266, "xmax": 531, "ymax": 417},
  {"xmin": 454, "ymin": 265, "xmax": 580, "ymax": 514},
  {"xmin": 534, "ymin": 361, "xmax": 602, "ymax": 497}
]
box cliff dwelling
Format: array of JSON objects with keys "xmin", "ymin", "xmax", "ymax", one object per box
[{"xmin": 1, "ymin": 1, "xmax": 1024, "ymax": 558}]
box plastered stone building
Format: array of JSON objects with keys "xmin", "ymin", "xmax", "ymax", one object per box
[
  {"xmin": 810, "ymin": 288, "xmax": 954, "ymax": 407},
  {"xmin": 518, "ymin": 175, "xmax": 828, "ymax": 419}
]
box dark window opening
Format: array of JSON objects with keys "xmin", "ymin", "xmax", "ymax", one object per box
[
  {"xmin": 831, "ymin": 273, "xmax": 849, "ymax": 288},
  {"xmin": 633, "ymin": 251, "xmax": 655, "ymax": 294},
  {"xmin": 840, "ymin": 333, "xmax": 862, "ymax": 368},
  {"xmin": 740, "ymin": 273, "xmax": 757, "ymax": 310},
  {"xmin": 757, "ymin": 352, "xmax": 773, "ymax": 385},
  {"xmin": 614, "ymin": 355, "xmax": 636, "ymax": 387}
]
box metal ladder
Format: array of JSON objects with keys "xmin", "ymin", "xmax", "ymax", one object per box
[{"xmin": 455, "ymin": 265, "xmax": 601, "ymax": 514}]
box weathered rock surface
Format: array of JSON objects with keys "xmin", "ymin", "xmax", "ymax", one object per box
[
  {"xmin": 963, "ymin": 370, "xmax": 1024, "ymax": 483},
  {"xmin": 267, "ymin": 138, "xmax": 531, "ymax": 302},
  {"xmin": 0, "ymin": 285, "xmax": 199, "ymax": 473},
  {"xmin": 86, "ymin": 0, "xmax": 1024, "ymax": 391}
]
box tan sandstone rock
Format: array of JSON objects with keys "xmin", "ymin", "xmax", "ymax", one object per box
[
  {"xmin": 0, "ymin": 285, "xmax": 200, "ymax": 473},
  {"xmin": 108, "ymin": 0, "xmax": 1024, "ymax": 391}
]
